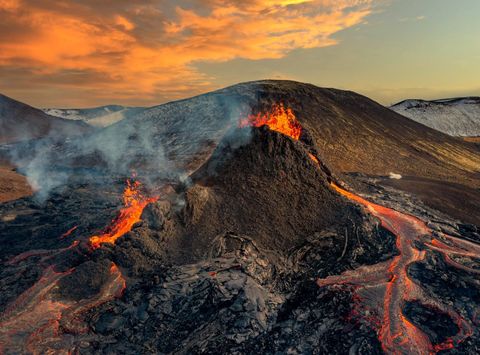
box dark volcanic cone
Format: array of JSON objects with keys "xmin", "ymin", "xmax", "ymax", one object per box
[{"xmin": 181, "ymin": 126, "xmax": 363, "ymax": 257}]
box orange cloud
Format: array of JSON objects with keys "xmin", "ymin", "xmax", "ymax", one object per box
[
  {"xmin": 0, "ymin": 0, "xmax": 376, "ymax": 106},
  {"xmin": 0, "ymin": 0, "xmax": 19, "ymax": 11}
]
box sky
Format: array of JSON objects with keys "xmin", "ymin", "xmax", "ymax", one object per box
[{"xmin": 0, "ymin": 0, "xmax": 479, "ymax": 108}]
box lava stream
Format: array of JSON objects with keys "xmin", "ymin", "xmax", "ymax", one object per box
[
  {"xmin": 60, "ymin": 226, "xmax": 78, "ymax": 239},
  {"xmin": 6, "ymin": 240, "xmax": 80, "ymax": 265},
  {"xmin": 0, "ymin": 263, "xmax": 125, "ymax": 354},
  {"xmin": 89, "ymin": 179, "xmax": 158, "ymax": 249},
  {"xmin": 317, "ymin": 183, "xmax": 475, "ymax": 354},
  {"xmin": 1, "ymin": 178, "xmax": 154, "ymax": 353}
]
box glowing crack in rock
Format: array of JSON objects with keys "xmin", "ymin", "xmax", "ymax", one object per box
[
  {"xmin": 6, "ymin": 240, "xmax": 80, "ymax": 266},
  {"xmin": 60, "ymin": 226, "xmax": 78, "ymax": 239}
]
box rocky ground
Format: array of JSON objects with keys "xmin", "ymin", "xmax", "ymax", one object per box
[
  {"xmin": 0, "ymin": 156, "xmax": 478, "ymax": 354},
  {"xmin": 0, "ymin": 81, "xmax": 479, "ymax": 354}
]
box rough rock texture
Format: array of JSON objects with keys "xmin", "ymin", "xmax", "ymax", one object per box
[{"xmin": 183, "ymin": 127, "xmax": 362, "ymax": 258}]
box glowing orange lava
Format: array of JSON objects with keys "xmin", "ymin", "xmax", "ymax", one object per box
[
  {"xmin": 60, "ymin": 225, "xmax": 78, "ymax": 239},
  {"xmin": 307, "ymin": 153, "xmax": 319, "ymax": 164},
  {"xmin": 89, "ymin": 179, "xmax": 158, "ymax": 249},
  {"xmin": 1, "ymin": 178, "xmax": 157, "ymax": 352},
  {"xmin": 239, "ymin": 103, "xmax": 302, "ymax": 140},
  {"xmin": 317, "ymin": 183, "xmax": 475, "ymax": 354}
]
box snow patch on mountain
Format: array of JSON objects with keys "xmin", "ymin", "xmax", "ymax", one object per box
[
  {"xmin": 43, "ymin": 105, "xmax": 144, "ymax": 127},
  {"xmin": 390, "ymin": 97, "xmax": 480, "ymax": 136}
]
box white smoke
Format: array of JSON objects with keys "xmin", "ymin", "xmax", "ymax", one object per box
[{"xmin": 6, "ymin": 85, "xmax": 259, "ymax": 202}]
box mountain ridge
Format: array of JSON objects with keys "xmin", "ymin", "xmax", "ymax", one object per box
[
  {"xmin": 390, "ymin": 96, "xmax": 480, "ymax": 136},
  {"xmin": 0, "ymin": 93, "xmax": 92, "ymax": 144}
]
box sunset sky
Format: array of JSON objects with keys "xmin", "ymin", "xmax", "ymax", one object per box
[{"xmin": 1, "ymin": 0, "xmax": 479, "ymax": 108}]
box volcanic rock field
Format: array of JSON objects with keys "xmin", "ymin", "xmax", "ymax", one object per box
[{"xmin": 0, "ymin": 81, "xmax": 479, "ymax": 354}]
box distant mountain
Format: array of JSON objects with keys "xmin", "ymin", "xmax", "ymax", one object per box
[
  {"xmin": 87, "ymin": 80, "xmax": 479, "ymax": 188},
  {"xmin": 0, "ymin": 94, "xmax": 92, "ymax": 144},
  {"xmin": 390, "ymin": 97, "xmax": 480, "ymax": 136},
  {"xmin": 43, "ymin": 105, "xmax": 145, "ymax": 127}
]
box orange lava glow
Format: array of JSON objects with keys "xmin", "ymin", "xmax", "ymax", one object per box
[
  {"xmin": 307, "ymin": 153, "xmax": 319, "ymax": 164},
  {"xmin": 239, "ymin": 103, "xmax": 302, "ymax": 140},
  {"xmin": 60, "ymin": 225, "xmax": 78, "ymax": 239},
  {"xmin": 318, "ymin": 183, "xmax": 475, "ymax": 354},
  {"xmin": 0, "ymin": 263, "xmax": 126, "ymax": 353},
  {"xmin": 1, "ymin": 178, "xmax": 157, "ymax": 352},
  {"xmin": 89, "ymin": 179, "xmax": 158, "ymax": 249},
  {"xmin": 7, "ymin": 240, "xmax": 80, "ymax": 265}
]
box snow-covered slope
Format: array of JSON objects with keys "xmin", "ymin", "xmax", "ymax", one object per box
[
  {"xmin": 43, "ymin": 105, "xmax": 144, "ymax": 127},
  {"xmin": 390, "ymin": 97, "xmax": 480, "ymax": 136}
]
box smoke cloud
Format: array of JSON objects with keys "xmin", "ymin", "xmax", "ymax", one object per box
[{"xmin": 6, "ymin": 83, "xmax": 259, "ymax": 201}]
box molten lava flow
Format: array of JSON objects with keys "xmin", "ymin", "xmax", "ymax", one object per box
[
  {"xmin": 60, "ymin": 225, "xmax": 78, "ymax": 239},
  {"xmin": 316, "ymin": 183, "xmax": 475, "ymax": 354},
  {"xmin": 1, "ymin": 178, "xmax": 157, "ymax": 352},
  {"xmin": 239, "ymin": 103, "xmax": 302, "ymax": 140},
  {"xmin": 307, "ymin": 153, "xmax": 319, "ymax": 164},
  {"xmin": 90, "ymin": 179, "xmax": 158, "ymax": 249},
  {"xmin": 0, "ymin": 263, "xmax": 126, "ymax": 353},
  {"xmin": 7, "ymin": 240, "xmax": 80, "ymax": 265}
]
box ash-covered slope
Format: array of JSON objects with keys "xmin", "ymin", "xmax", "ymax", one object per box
[
  {"xmin": 93, "ymin": 80, "xmax": 479, "ymax": 188},
  {"xmin": 181, "ymin": 127, "xmax": 361, "ymax": 258},
  {"xmin": 390, "ymin": 97, "xmax": 480, "ymax": 137},
  {"xmin": 43, "ymin": 105, "xmax": 144, "ymax": 127},
  {"xmin": 0, "ymin": 93, "xmax": 92, "ymax": 144}
]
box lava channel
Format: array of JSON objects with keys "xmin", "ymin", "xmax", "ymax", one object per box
[
  {"xmin": 89, "ymin": 179, "xmax": 158, "ymax": 249},
  {"xmin": 240, "ymin": 103, "xmax": 478, "ymax": 354},
  {"xmin": 1, "ymin": 178, "xmax": 154, "ymax": 353},
  {"xmin": 316, "ymin": 183, "xmax": 476, "ymax": 354},
  {"xmin": 0, "ymin": 263, "xmax": 125, "ymax": 354}
]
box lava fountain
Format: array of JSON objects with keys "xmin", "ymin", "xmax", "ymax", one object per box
[
  {"xmin": 89, "ymin": 179, "xmax": 158, "ymax": 249},
  {"xmin": 238, "ymin": 103, "xmax": 302, "ymax": 140}
]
